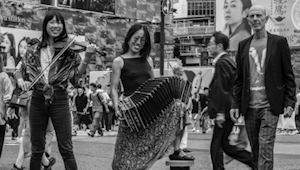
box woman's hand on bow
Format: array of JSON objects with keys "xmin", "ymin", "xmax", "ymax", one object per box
[{"xmin": 17, "ymin": 79, "xmax": 31, "ymax": 91}]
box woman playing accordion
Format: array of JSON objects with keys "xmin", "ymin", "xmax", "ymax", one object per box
[{"xmin": 111, "ymin": 24, "xmax": 194, "ymax": 170}]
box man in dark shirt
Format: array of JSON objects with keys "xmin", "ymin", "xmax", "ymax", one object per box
[{"xmin": 73, "ymin": 86, "xmax": 92, "ymax": 136}]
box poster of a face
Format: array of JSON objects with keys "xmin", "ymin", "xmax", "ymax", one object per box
[
  {"xmin": 216, "ymin": 0, "xmax": 300, "ymax": 48},
  {"xmin": 0, "ymin": 27, "xmax": 41, "ymax": 71}
]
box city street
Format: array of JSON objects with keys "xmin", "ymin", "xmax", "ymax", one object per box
[{"xmin": 1, "ymin": 128, "xmax": 300, "ymax": 170}]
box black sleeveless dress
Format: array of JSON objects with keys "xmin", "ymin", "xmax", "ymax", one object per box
[
  {"xmin": 120, "ymin": 57, "xmax": 153, "ymax": 97},
  {"xmin": 112, "ymin": 57, "xmax": 185, "ymax": 170}
]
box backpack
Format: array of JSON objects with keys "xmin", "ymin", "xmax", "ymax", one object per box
[{"xmin": 90, "ymin": 92, "xmax": 104, "ymax": 104}]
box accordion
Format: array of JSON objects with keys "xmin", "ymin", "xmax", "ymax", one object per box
[{"xmin": 119, "ymin": 77, "xmax": 192, "ymax": 132}]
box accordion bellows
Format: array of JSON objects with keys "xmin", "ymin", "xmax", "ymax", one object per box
[{"xmin": 119, "ymin": 77, "xmax": 192, "ymax": 132}]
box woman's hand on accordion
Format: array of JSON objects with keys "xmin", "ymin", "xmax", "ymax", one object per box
[{"xmin": 115, "ymin": 110, "xmax": 125, "ymax": 121}]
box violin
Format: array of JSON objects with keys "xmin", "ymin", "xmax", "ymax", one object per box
[{"xmin": 53, "ymin": 37, "xmax": 106, "ymax": 56}]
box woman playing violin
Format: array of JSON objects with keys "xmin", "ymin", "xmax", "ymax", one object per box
[{"xmin": 14, "ymin": 10, "xmax": 97, "ymax": 170}]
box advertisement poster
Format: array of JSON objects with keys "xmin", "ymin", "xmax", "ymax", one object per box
[
  {"xmin": 115, "ymin": 0, "xmax": 160, "ymax": 22},
  {"xmin": 9, "ymin": 0, "xmax": 40, "ymax": 5},
  {"xmin": 57, "ymin": 0, "xmax": 116, "ymax": 14},
  {"xmin": 0, "ymin": 27, "xmax": 41, "ymax": 71},
  {"xmin": 40, "ymin": 0, "xmax": 56, "ymax": 6},
  {"xmin": 0, "ymin": 1, "xmax": 45, "ymax": 30},
  {"xmin": 216, "ymin": 0, "xmax": 300, "ymax": 48}
]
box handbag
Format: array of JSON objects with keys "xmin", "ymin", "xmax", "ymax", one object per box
[
  {"xmin": 9, "ymin": 36, "xmax": 78, "ymax": 108},
  {"xmin": 10, "ymin": 91, "xmax": 30, "ymax": 108},
  {"xmin": 9, "ymin": 86, "xmax": 30, "ymax": 108}
]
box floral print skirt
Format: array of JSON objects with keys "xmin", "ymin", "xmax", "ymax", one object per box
[{"xmin": 112, "ymin": 102, "xmax": 184, "ymax": 170}]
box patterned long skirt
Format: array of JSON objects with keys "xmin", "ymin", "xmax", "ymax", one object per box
[{"xmin": 112, "ymin": 102, "xmax": 184, "ymax": 170}]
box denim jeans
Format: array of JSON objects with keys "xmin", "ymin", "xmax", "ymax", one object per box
[
  {"xmin": 104, "ymin": 110, "xmax": 113, "ymax": 131},
  {"xmin": 90, "ymin": 111, "xmax": 103, "ymax": 135},
  {"xmin": 15, "ymin": 115, "xmax": 54, "ymax": 168},
  {"xmin": 29, "ymin": 90, "xmax": 77, "ymax": 170}
]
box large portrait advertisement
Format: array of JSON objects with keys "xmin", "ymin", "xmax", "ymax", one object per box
[
  {"xmin": 216, "ymin": 0, "xmax": 300, "ymax": 48},
  {"xmin": 0, "ymin": 27, "xmax": 41, "ymax": 72}
]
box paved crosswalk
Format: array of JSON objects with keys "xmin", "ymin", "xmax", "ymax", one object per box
[{"xmin": 70, "ymin": 130, "xmax": 116, "ymax": 140}]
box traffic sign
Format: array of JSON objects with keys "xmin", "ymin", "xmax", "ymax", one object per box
[{"xmin": 162, "ymin": 0, "xmax": 172, "ymax": 15}]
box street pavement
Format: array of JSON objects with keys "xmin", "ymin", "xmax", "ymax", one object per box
[{"xmin": 1, "ymin": 128, "xmax": 300, "ymax": 170}]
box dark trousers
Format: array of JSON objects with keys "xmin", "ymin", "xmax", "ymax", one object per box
[
  {"xmin": 210, "ymin": 118, "xmax": 253, "ymax": 170},
  {"xmin": 245, "ymin": 107, "xmax": 279, "ymax": 170},
  {"xmin": 90, "ymin": 111, "xmax": 103, "ymax": 135},
  {"xmin": 29, "ymin": 90, "xmax": 77, "ymax": 170},
  {"xmin": 0, "ymin": 124, "xmax": 6, "ymax": 159},
  {"xmin": 8, "ymin": 107, "xmax": 19, "ymax": 138},
  {"xmin": 103, "ymin": 109, "xmax": 113, "ymax": 131}
]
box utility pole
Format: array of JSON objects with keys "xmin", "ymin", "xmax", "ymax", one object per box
[{"xmin": 160, "ymin": 0, "xmax": 165, "ymax": 76}]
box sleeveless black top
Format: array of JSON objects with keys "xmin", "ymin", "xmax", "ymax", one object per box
[{"xmin": 120, "ymin": 57, "xmax": 153, "ymax": 97}]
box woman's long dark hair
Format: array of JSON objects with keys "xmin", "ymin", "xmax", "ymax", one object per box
[
  {"xmin": 122, "ymin": 24, "xmax": 151, "ymax": 58},
  {"xmin": 3, "ymin": 33, "xmax": 16, "ymax": 58},
  {"xmin": 40, "ymin": 10, "xmax": 68, "ymax": 48},
  {"xmin": 17, "ymin": 37, "xmax": 30, "ymax": 59},
  {"xmin": 241, "ymin": 0, "xmax": 252, "ymax": 34}
]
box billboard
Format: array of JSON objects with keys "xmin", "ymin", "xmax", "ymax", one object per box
[
  {"xmin": 216, "ymin": 0, "xmax": 300, "ymax": 48},
  {"xmin": 40, "ymin": 0, "xmax": 116, "ymax": 15}
]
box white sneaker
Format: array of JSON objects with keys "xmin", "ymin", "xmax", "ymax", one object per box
[
  {"xmin": 289, "ymin": 130, "xmax": 298, "ymax": 135},
  {"xmin": 277, "ymin": 130, "xmax": 287, "ymax": 135},
  {"xmin": 17, "ymin": 137, "xmax": 23, "ymax": 143}
]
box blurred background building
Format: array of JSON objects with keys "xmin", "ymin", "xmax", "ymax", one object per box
[{"xmin": 173, "ymin": 0, "xmax": 215, "ymax": 66}]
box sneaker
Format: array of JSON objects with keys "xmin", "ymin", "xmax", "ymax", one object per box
[
  {"xmin": 191, "ymin": 128, "xmax": 196, "ymax": 132},
  {"xmin": 88, "ymin": 132, "xmax": 95, "ymax": 137},
  {"xmin": 195, "ymin": 130, "xmax": 200, "ymax": 133},
  {"xmin": 224, "ymin": 155, "xmax": 234, "ymax": 165},
  {"xmin": 97, "ymin": 132, "xmax": 103, "ymax": 137},
  {"xmin": 289, "ymin": 130, "xmax": 298, "ymax": 135},
  {"xmin": 182, "ymin": 148, "xmax": 192, "ymax": 153},
  {"xmin": 277, "ymin": 130, "xmax": 288, "ymax": 135},
  {"xmin": 11, "ymin": 164, "xmax": 25, "ymax": 170},
  {"xmin": 72, "ymin": 131, "xmax": 77, "ymax": 136},
  {"xmin": 42, "ymin": 157, "xmax": 56, "ymax": 170},
  {"xmin": 206, "ymin": 128, "xmax": 213, "ymax": 133}
]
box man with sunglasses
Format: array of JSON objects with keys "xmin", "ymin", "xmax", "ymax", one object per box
[
  {"xmin": 207, "ymin": 31, "xmax": 253, "ymax": 170},
  {"xmin": 230, "ymin": 5, "xmax": 296, "ymax": 170}
]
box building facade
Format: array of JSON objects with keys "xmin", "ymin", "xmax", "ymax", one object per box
[{"xmin": 173, "ymin": 0, "xmax": 215, "ymax": 66}]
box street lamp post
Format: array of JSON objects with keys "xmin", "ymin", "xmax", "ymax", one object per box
[{"xmin": 160, "ymin": 1, "xmax": 165, "ymax": 76}]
